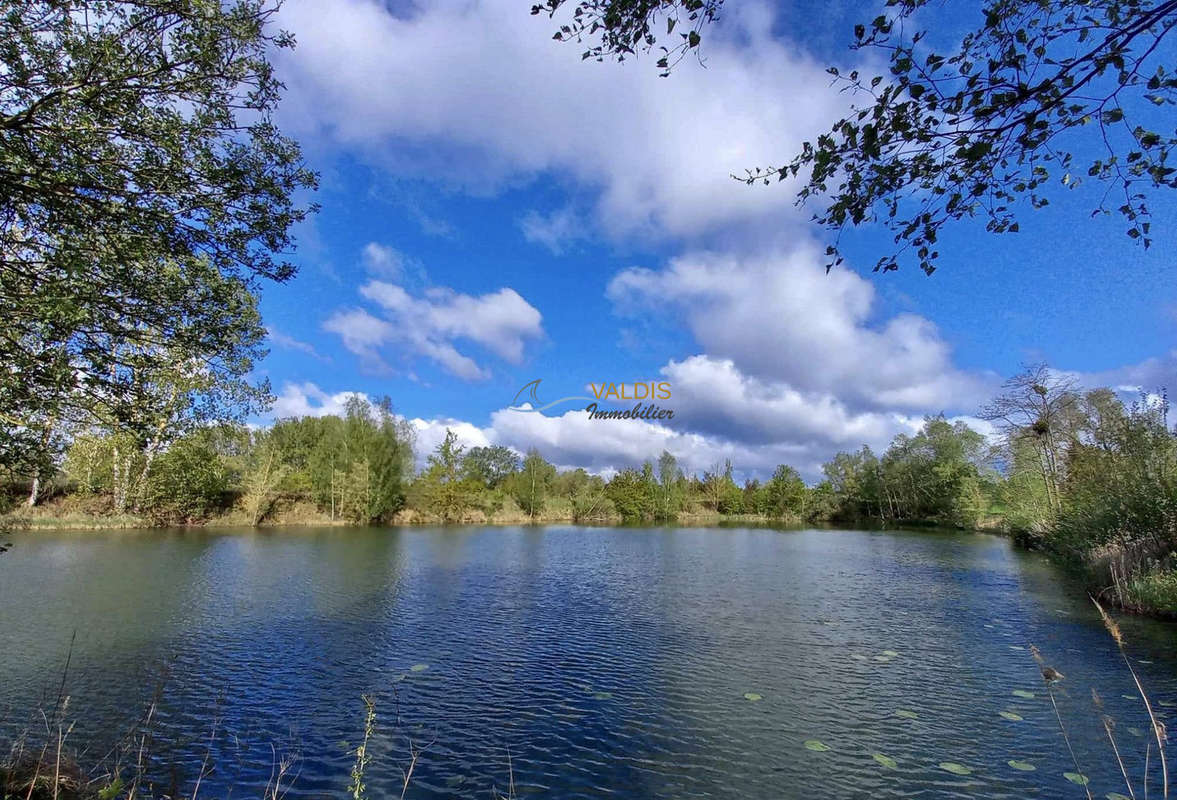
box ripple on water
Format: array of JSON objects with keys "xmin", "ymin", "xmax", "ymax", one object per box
[{"xmin": 2, "ymin": 525, "xmax": 1176, "ymax": 799}]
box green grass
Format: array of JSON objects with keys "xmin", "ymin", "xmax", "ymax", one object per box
[{"xmin": 1120, "ymin": 568, "xmax": 1177, "ymax": 616}]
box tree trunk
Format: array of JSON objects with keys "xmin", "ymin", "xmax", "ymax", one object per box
[{"xmin": 26, "ymin": 475, "xmax": 40, "ymax": 507}]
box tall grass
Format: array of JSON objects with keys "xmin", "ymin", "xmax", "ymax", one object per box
[{"xmin": 1030, "ymin": 598, "xmax": 1169, "ymax": 800}]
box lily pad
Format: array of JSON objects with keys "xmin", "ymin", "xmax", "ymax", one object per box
[
  {"xmin": 1064, "ymin": 772, "xmax": 1089, "ymax": 786},
  {"xmin": 872, "ymin": 753, "xmax": 898, "ymax": 769},
  {"xmin": 1107, "ymin": 793, "xmax": 1132, "ymax": 800},
  {"xmin": 873, "ymin": 655, "xmax": 893, "ymax": 662},
  {"xmin": 882, "ymin": 650, "xmax": 899, "ymax": 658},
  {"xmin": 410, "ymin": 663, "xmax": 429, "ymax": 672},
  {"xmin": 593, "ymin": 691, "xmax": 613, "ymax": 700},
  {"xmin": 1008, "ymin": 760, "xmax": 1036, "ymax": 771},
  {"xmin": 939, "ymin": 762, "xmax": 972, "ymax": 776},
  {"xmin": 894, "ymin": 710, "xmax": 919, "ymax": 719},
  {"xmin": 803, "ymin": 739, "xmax": 830, "ymax": 752},
  {"xmin": 1012, "ymin": 689, "xmax": 1036, "ymax": 699},
  {"xmin": 999, "ymin": 711, "xmax": 1024, "ymax": 722},
  {"xmin": 743, "ymin": 692, "xmax": 763, "ymax": 702},
  {"xmin": 850, "ymin": 654, "xmax": 869, "ymax": 661},
  {"xmin": 1127, "ymin": 727, "xmax": 1144, "ymax": 737},
  {"xmin": 1122, "ymin": 694, "xmax": 1138, "ymax": 701},
  {"xmin": 1009, "ymin": 645, "xmax": 1025, "ymax": 651}
]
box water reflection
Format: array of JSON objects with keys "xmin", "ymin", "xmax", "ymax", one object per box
[{"xmin": 2, "ymin": 526, "xmax": 1176, "ymax": 798}]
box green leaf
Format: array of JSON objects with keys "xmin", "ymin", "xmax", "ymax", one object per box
[
  {"xmin": 939, "ymin": 762, "xmax": 972, "ymax": 776},
  {"xmin": 873, "ymin": 753, "xmax": 898, "ymax": 768},
  {"xmin": 410, "ymin": 663, "xmax": 429, "ymax": 672},
  {"xmin": 1008, "ymin": 760, "xmax": 1036, "ymax": 771},
  {"xmin": 1012, "ymin": 690, "xmax": 1036, "ymax": 699},
  {"xmin": 1064, "ymin": 772, "xmax": 1089, "ymax": 786},
  {"xmin": 743, "ymin": 692, "xmax": 763, "ymax": 701},
  {"xmin": 894, "ymin": 710, "xmax": 919, "ymax": 719},
  {"xmin": 999, "ymin": 711, "xmax": 1024, "ymax": 721},
  {"xmin": 804, "ymin": 739, "xmax": 831, "ymax": 752}
]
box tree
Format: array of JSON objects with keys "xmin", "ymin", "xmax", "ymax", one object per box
[
  {"xmin": 541, "ymin": 0, "xmax": 1177, "ymax": 273},
  {"xmin": 700, "ymin": 459, "xmax": 741, "ymax": 513},
  {"xmin": 981, "ymin": 364, "xmax": 1080, "ymax": 517},
  {"xmin": 764, "ymin": 464, "xmax": 806, "ymax": 519},
  {"xmin": 143, "ymin": 428, "xmax": 232, "ymax": 524},
  {"xmin": 532, "ymin": 0, "xmax": 721, "ymax": 76},
  {"xmin": 462, "ymin": 446, "xmax": 521, "ymax": 488},
  {"xmin": 606, "ymin": 466, "xmax": 656, "ymax": 521},
  {"xmin": 418, "ymin": 429, "xmax": 477, "ymax": 523},
  {"xmin": 655, "ymin": 450, "xmax": 684, "ymax": 521},
  {"xmin": 513, "ymin": 449, "xmax": 557, "ymax": 519},
  {"xmin": 239, "ymin": 430, "xmax": 290, "ymax": 526},
  {"xmin": 0, "ymin": 1, "xmax": 317, "ymax": 473}
]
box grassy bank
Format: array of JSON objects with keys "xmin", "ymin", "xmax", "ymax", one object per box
[{"xmin": 2, "ymin": 498, "xmax": 810, "ymax": 532}]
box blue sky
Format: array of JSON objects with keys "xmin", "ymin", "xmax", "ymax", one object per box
[{"xmin": 253, "ymin": 0, "xmax": 1177, "ymax": 479}]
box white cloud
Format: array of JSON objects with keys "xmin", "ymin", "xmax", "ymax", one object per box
[
  {"xmin": 660, "ymin": 355, "xmax": 924, "ymax": 447},
  {"xmin": 324, "ymin": 279, "xmax": 545, "ymax": 380},
  {"xmin": 274, "ymin": 0, "xmax": 851, "ymax": 243},
  {"xmin": 267, "ymin": 326, "xmax": 329, "ymax": 361},
  {"xmin": 265, "ymin": 0, "xmax": 1020, "ymax": 472},
  {"xmin": 1083, "ymin": 351, "xmax": 1177, "ymax": 397},
  {"xmin": 519, "ymin": 206, "xmax": 588, "ymax": 254},
  {"xmin": 361, "ymin": 242, "xmax": 408, "ymax": 278},
  {"xmin": 608, "ymin": 245, "xmax": 997, "ymax": 412},
  {"xmin": 322, "ymin": 307, "xmax": 396, "ymax": 372},
  {"xmin": 272, "ymin": 382, "xmax": 369, "ymax": 418}
]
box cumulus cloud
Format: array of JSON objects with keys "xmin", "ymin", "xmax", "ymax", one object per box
[
  {"xmin": 660, "ymin": 355, "xmax": 923, "ymax": 448},
  {"xmin": 361, "ymin": 242, "xmax": 409, "ymax": 278},
  {"xmin": 265, "ymin": 0, "xmax": 1016, "ymax": 473},
  {"xmin": 267, "ymin": 326, "xmax": 329, "ymax": 361},
  {"xmin": 322, "ymin": 307, "xmax": 396, "ymax": 372},
  {"xmin": 1082, "ymin": 350, "xmax": 1177, "ymax": 396},
  {"xmin": 608, "ymin": 245, "xmax": 997, "ymax": 412},
  {"xmin": 273, "ymin": 0, "xmax": 850, "ymax": 242},
  {"xmin": 324, "ymin": 279, "xmax": 544, "ymax": 380},
  {"xmin": 272, "ymin": 382, "xmax": 369, "ymax": 418},
  {"xmin": 519, "ymin": 206, "xmax": 589, "ymax": 254}
]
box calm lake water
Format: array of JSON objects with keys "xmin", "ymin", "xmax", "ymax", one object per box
[{"xmin": 3, "ymin": 525, "xmax": 1177, "ymax": 798}]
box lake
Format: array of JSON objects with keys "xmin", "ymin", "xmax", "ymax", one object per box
[{"xmin": 2, "ymin": 525, "xmax": 1177, "ymax": 798}]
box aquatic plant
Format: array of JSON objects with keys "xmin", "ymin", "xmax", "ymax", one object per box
[
  {"xmin": 348, "ymin": 695, "xmax": 376, "ymax": 800},
  {"xmin": 1025, "ymin": 598, "xmax": 1171, "ymax": 800},
  {"xmin": 939, "ymin": 762, "xmax": 972, "ymax": 775}
]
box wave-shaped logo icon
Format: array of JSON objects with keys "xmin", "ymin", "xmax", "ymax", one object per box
[{"xmin": 508, "ymin": 379, "xmax": 593, "ymax": 414}]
